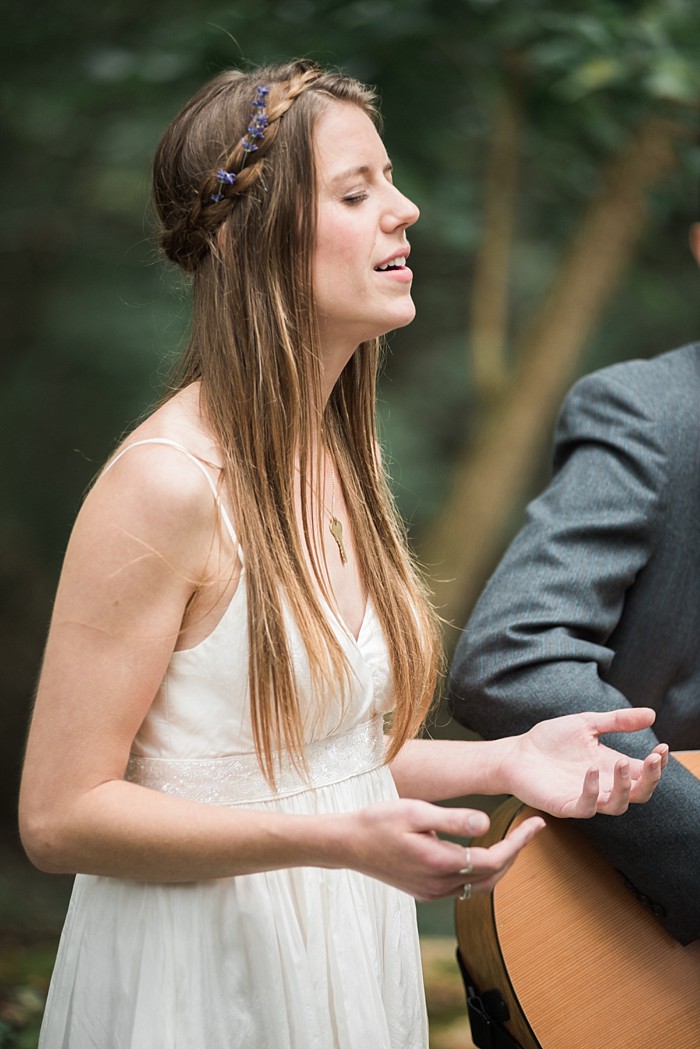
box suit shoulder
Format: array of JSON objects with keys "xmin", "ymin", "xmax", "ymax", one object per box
[{"xmin": 566, "ymin": 343, "xmax": 700, "ymax": 425}]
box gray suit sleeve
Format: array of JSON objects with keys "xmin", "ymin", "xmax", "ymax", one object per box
[{"xmin": 448, "ymin": 367, "xmax": 700, "ymax": 945}]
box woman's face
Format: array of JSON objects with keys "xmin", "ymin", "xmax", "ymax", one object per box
[{"xmin": 312, "ymin": 101, "xmax": 420, "ymax": 359}]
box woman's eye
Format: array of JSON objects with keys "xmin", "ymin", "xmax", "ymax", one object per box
[{"xmin": 343, "ymin": 192, "xmax": 368, "ymax": 206}]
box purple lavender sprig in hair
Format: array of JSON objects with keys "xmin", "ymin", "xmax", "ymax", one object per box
[
  {"xmin": 207, "ymin": 85, "xmax": 270, "ymax": 206},
  {"xmin": 210, "ymin": 169, "xmax": 237, "ymax": 203},
  {"xmin": 240, "ymin": 86, "xmax": 270, "ymax": 156}
]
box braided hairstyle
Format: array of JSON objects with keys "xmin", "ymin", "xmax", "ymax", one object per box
[
  {"xmin": 154, "ymin": 61, "xmax": 343, "ymax": 273},
  {"xmin": 152, "ymin": 60, "xmax": 442, "ymax": 782}
]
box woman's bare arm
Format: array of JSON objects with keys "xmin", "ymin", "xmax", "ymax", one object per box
[
  {"xmin": 389, "ymin": 712, "xmax": 667, "ymax": 817},
  {"xmin": 18, "ymin": 442, "xmax": 535, "ymax": 900}
]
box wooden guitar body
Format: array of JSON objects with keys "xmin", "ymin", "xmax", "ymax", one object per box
[{"xmin": 455, "ymin": 752, "xmax": 700, "ymax": 1049}]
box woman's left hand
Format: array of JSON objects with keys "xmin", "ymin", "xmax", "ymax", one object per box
[{"xmin": 498, "ymin": 707, "xmax": 669, "ymax": 818}]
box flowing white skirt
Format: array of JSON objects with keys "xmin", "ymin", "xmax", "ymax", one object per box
[{"xmin": 38, "ymin": 729, "xmax": 428, "ymax": 1049}]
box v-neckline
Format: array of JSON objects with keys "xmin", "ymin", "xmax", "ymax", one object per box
[{"xmin": 320, "ymin": 590, "xmax": 372, "ymax": 649}]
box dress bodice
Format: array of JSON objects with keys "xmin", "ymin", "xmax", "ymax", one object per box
[
  {"xmin": 130, "ymin": 577, "xmax": 394, "ymax": 762},
  {"xmin": 102, "ymin": 438, "xmax": 394, "ymax": 766}
]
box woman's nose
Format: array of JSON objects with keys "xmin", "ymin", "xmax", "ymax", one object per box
[{"xmin": 383, "ymin": 187, "xmax": 420, "ymax": 230}]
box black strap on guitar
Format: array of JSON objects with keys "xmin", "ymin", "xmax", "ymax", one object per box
[{"xmin": 455, "ymin": 947, "xmax": 525, "ymax": 1049}]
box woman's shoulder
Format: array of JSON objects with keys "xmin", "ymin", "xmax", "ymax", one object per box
[
  {"xmin": 115, "ymin": 384, "xmax": 221, "ymax": 461},
  {"xmin": 88, "ymin": 386, "xmax": 226, "ymax": 545}
]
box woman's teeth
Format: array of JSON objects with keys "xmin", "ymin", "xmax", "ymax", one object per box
[{"xmin": 375, "ymin": 257, "xmax": 406, "ymax": 271}]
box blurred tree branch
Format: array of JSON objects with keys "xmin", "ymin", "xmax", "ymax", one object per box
[
  {"xmin": 423, "ymin": 114, "xmax": 695, "ymax": 633},
  {"xmin": 469, "ymin": 66, "xmax": 524, "ymax": 403}
]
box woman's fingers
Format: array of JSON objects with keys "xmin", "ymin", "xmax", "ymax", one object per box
[
  {"xmin": 577, "ymin": 747, "xmax": 665, "ymax": 815},
  {"xmin": 451, "ymin": 815, "xmax": 546, "ymax": 898},
  {"xmin": 416, "ymin": 803, "xmax": 490, "ymax": 841},
  {"xmin": 356, "ymin": 800, "xmax": 546, "ymax": 902},
  {"xmin": 583, "ymin": 706, "xmax": 657, "ymax": 736},
  {"xmin": 597, "ymin": 760, "xmax": 632, "ymax": 815},
  {"xmin": 359, "ymin": 727, "xmax": 666, "ymax": 903},
  {"xmin": 559, "ymin": 766, "xmax": 601, "ymax": 819},
  {"xmin": 628, "ymin": 749, "xmax": 665, "ymax": 803},
  {"xmin": 593, "ymin": 748, "xmax": 666, "ymax": 813}
]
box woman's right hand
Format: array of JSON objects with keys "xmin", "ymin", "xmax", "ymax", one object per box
[{"xmin": 344, "ymin": 799, "xmax": 545, "ymax": 901}]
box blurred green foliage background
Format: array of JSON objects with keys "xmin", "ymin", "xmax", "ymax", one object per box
[
  {"xmin": 0, "ymin": 2, "xmax": 696, "ymax": 1040},
  {"xmin": 3, "ymin": 0, "xmax": 700, "ymax": 807},
  {"xmin": 0, "ymin": 6, "xmax": 698, "ymax": 1034}
]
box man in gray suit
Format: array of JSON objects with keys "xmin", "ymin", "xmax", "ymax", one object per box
[{"xmin": 448, "ymin": 231, "xmax": 700, "ymax": 946}]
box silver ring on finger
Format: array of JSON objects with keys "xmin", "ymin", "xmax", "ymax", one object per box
[
  {"xmin": 459, "ymin": 882, "xmax": 473, "ymax": 901},
  {"xmin": 459, "ymin": 846, "xmax": 473, "ymax": 876}
]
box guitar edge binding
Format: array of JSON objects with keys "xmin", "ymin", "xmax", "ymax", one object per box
[{"xmin": 456, "ymin": 946, "xmax": 524, "ymax": 1049}]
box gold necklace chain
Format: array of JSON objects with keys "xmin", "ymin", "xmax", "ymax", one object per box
[
  {"xmin": 324, "ymin": 471, "xmax": 348, "ymax": 566},
  {"xmin": 297, "ymin": 462, "xmax": 348, "ymax": 566}
]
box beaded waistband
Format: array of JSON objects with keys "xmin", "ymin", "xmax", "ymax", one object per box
[{"xmin": 125, "ymin": 718, "xmax": 387, "ymax": 806}]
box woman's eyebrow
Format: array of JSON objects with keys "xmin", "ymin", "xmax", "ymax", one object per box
[{"xmin": 329, "ymin": 161, "xmax": 393, "ymax": 187}]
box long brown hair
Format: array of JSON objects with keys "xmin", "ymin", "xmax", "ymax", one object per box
[{"xmin": 152, "ymin": 59, "xmax": 442, "ymax": 780}]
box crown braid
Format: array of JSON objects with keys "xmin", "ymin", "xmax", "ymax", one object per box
[
  {"xmin": 203, "ymin": 69, "xmax": 324, "ymax": 203},
  {"xmin": 158, "ymin": 67, "xmax": 326, "ymax": 273}
]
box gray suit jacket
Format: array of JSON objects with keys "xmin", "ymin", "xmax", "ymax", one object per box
[{"xmin": 449, "ymin": 343, "xmax": 700, "ymax": 945}]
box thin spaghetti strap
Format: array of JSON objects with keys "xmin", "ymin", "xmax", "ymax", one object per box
[{"xmin": 103, "ymin": 438, "xmax": 242, "ymax": 560}]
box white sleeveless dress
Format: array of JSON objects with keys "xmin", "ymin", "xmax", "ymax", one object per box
[{"xmin": 38, "ymin": 440, "xmax": 428, "ymax": 1049}]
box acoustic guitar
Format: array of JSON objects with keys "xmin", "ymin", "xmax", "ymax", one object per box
[{"xmin": 455, "ymin": 751, "xmax": 700, "ymax": 1049}]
